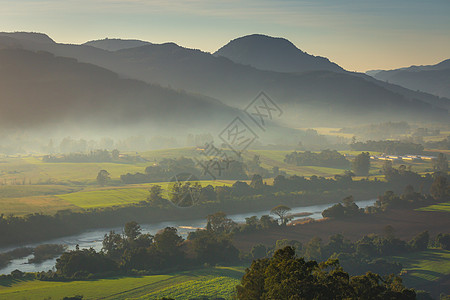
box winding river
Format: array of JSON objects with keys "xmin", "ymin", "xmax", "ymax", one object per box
[{"xmin": 0, "ymin": 199, "xmax": 375, "ymax": 274}]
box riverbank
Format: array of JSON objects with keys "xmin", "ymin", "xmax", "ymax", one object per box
[
  {"xmin": 0, "ymin": 188, "xmax": 379, "ymax": 249},
  {"xmin": 0, "ymin": 198, "xmax": 377, "ymax": 274}
]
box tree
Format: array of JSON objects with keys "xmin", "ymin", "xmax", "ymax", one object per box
[
  {"xmin": 188, "ymin": 230, "xmax": 239, "ymax": 264},
  {"xmin": 436, "ymin": 233, "xmax": 450, "ymax": 250},
  {"xmin": 102, "ymin": 231, "xmax": 123, "ymax": 259},
  {"xmin": 153, "ymin": 227, "xmax": 183, "ymax": 256},
  {"xmin": 206, "ymin": 212, "xmax": 235, "ymax": 233},
  {"xmin": 322, "ymin": 203, "xmax": 345, "ymax": 219},
  {"xmin": 430, "ymin": 176, "xmax": 449, "ymax": 200},
  {"xmin": 409, "ymin": 231, "xmax": 429, "ymax": 251},
  {"xmin": 148, "ymin": 185, "xmax": 164, "ymax": 204},
  {"xmin": 249, "ymin": 174, "xmax": 264, "ymax": 190},
  {"xmin": 111, "ymin": 149, "xmax": 120, "ymax": 160},
  {"xmin": 124, "ymin": 221, "xmax": 141, "ymax": 241},
  {"xmin": 433, "ymin": 153, "xmax": 448, "ymax": 172},
  {"xmin": 96, "ymin": 169, "xmax": 110, "ymax": 186},
  {"xmin": 236, "ymin": 246, "xmax": 416, "ymax": 299},
  {"xmin": 352, "ymin": 152, "xmax": 370, "ymax": 176},
  {"xmin": 270, "ymin": 205, "xmax": 292, "ymax": 226}
]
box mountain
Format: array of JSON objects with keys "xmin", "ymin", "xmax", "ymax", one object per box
[
  {"xmin": 0, "ymin": 32, "xmax": 54, "ymax": 44},
  {"xmin": 83, "ymin": 38, "xmax": 152, "ymax": 51},
  {"xmin": 368, "ymin": 59, "xmax": 450, "ymax": 99},
  {"xmin": 0, "ymin": 48, "xmax": 241, "ymax": 134},
  {"xmin": 214, "ymin": 34, "xmax": 344, "ymax": 73},
  {"xmin": 0, "ymin": 32, "xmax": 447, "ymax": 127}
]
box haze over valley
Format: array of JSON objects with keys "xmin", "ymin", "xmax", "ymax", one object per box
[{"xmin": 0, "ymin": 1, "xmax": 449, "ymax": 299}]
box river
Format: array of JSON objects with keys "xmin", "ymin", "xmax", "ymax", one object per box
[{"xmin": 0, "ymin": 199, "xmax": 375, "ymax": 274}]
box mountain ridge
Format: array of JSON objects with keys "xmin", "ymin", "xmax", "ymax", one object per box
[
  {"xmin": 0, "ymin": 32, "xmax": 447, "ymax": 127},
  {"xmin": 368, "ymin": 59, "xmax": 450, "ymax": 99}
]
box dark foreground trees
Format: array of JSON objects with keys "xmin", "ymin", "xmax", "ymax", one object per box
[
  {"xmin": 51, "ymin": 221, "xmax": 239, "ymax": 280},
  {"xmin": 236, "ymin": 246, "xmax": 416, "ymax": 299}
]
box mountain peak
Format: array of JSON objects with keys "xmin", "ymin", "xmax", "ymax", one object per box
[{"xmin": 214, "ymin": 34, "xmax": 344, "ymax": 73}]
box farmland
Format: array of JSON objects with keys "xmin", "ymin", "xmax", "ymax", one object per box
[
  {"xmin": 57, "ymin": 180, "xmax": 234, "ymax": 209},
  {"xmin": 0, "ymin": 266, "xmax": 245, "ymax": 299},
  {"xmin": 0, "ymin": 147, "xmax": 439, "ymax": 216}
]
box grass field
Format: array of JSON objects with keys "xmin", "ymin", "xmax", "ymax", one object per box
[
  {"xmin": 416, "ymin": 202, "xmax": 450, "ymax": 212},
  {"xmin": 0, "ymin": 266, "xmax": 246, "ymax": 300},
  {"xmin": 389, "ymin": 249, "xmax": 450, "ymax": 292},
  {"xmin": 0, "ymin": 147, "xmax": 437, "ymax": 215},
  {"xmin": 56, "ymin": 180, "xmax": 234, "ymax": 209}
]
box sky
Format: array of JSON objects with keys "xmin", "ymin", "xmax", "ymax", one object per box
[{"xmin": 1, "ymin": 0, "xmax": 449, "ymax": 72}]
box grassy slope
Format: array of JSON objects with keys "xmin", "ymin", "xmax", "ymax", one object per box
[
  {"xmin": 416, "ymin": 202, "xmax": 450, "ymax": 212},
  {"xmin": 389, "ymin": 249, "xmax": 450, "ymax": 292},
  {"xmin": 0, "ymin": 266, "xmax": 245, "ymax": 300}
]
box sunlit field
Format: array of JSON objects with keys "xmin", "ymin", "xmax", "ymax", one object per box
[
  {"xmin": 0, "ymin": 266, "xmax": 245, "ymax": 300},
  {"xmin": 0, "ymin": 147, "xmax": 438, "ymax": 215},
  {"xmin": 416, "ymin": 202, "xmax": 450, "ymax": 212},
  {"xmin": 389, "ymin": 249, "xmax": 450, "ymax": 290}
]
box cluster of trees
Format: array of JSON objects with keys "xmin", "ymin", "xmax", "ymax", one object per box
[
  {"xmin": 352, "ymin": 152, "xmax": 370, "ymax": 176},
  {"xmin": 284, "ymin": 149, "xmax": 350, "ymax": 168},
  {"xmin": 339, "ymin": 121, "xmax": 411, "ymax": 140},
  {"xmin": 237, "ymin": 246, "xmax": 416, "ymax": 299},
  {"xmin": 433, "ymin": 153, "xmax": 448, "ymax": 173},
  {"xmin": 43, "ymin": 149, "xmax": 126, "ymax": 163},
  {"xmin": 40, "ymin": 220, "xmax": 239, "ymax": 280},
  {"xmin": 147, "ymin": 172, "xmax": 386, "ymax": 209},
  {"xmin": 1, "ymin": 168, "xmax": 445, "ymax": 247},
  {"xmin": 248, "ymin": 228, "xmax": 449, "ymax": 283},
  {"xmin": 425, "ymin": 136, "xmax": 450, "ymax": 150},
  {"xmin": 350, "ymin": 140, "xmax": 424, "ymax": 155},
  {"xmin": 322, "ymin": 196, "xmax": 363, "ymax": 219},
  {"xmin": 121, "ymin": 157, "xmax": 248, "ymax": 184},
  {"xmin": 372, "ymin": 174, "xmax": 448, "ymax": 212}
]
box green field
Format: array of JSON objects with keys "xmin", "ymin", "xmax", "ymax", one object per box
[
  {"xmin": 0, "ymin": 147, "xmax": 437, "ymax": 215},
  {"xmin": 0, "ymin": 266, "xmax": 246, "ymax": 300},
  {"xmin": 56, "ymin": 180, "xmax": 234, "ymax": 209},
  {"xmin": 389, "ymin": 249, "xmax": 450, "ymax": 291},
  {"xmin": 416, "ymin": 202, "xmax": 450, "ymax": 212}
]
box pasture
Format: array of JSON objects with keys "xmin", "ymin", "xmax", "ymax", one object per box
[
  {"xmin": 389, "ymin": 249, "xmax": 450, "ymax": 295},
  {"xmin": 416, "ymin": 202, "xmax": 450, "ymax": 213},
  {"xmin": 0, "ymin": 266, "xmax": 245, "ymax": 299},
  {"xmin": 57, "ymin": 180, "xmax": 234, "ymax": 209},
  {"xmin": 0, "ymin": 147, "xmax": 437, "ymax": 215}
]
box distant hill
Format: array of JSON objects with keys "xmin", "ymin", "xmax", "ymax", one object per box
[
  {"xmin": 214, "ymin": 34, "xmax": 344, "ymax": 73},
  {"xmin": 0, "ymin": 48, "xmax": 241, "ymax": 134},
  {"xmin": 368, "ymin": 59, "xmax": 450, "ymax": 99},
  {"xmin": 83, "ymin": 38, "xmax": 152, "ymax": 51},
  {"xmin": 0, "ymin": 32, "xmax": 447, "ymax": 127},
  {"xmin": 0, "ymin": 32, "xmax": 54, "ymax": 44}
]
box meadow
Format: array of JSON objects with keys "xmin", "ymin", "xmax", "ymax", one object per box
[
  {"xmin": 0, "ymin": 147, "xmax": 437, "ymax": 215},
  {"xmin": 57, "ymin": 180, "xmax": 234, "ymax": 209},
  {"xmin": 389, "ymin": 249, "xmax": 450, "ymax": 294},
  {"xmin": 0, "ymin": 266, "xmax": 246, "ymax": 300},
  {"xmin": 416, "ymin": 202, "xmax": 450, "ymax": 213}
]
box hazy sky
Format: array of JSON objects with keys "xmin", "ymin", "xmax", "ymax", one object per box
[{"xmin": 1, "ymin": 0, "xmax": 449, "ymax": 71}]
